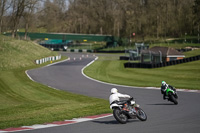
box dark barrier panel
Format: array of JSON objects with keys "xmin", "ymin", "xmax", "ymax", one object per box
[
  {"xmin": 120, "ymin": 56, "xmax": 130, "ymax": 60},
  {"xmin": 166, "ymin": 62, "xmax": 169, "ymax": 66},
  {"xmin": 172, "ymin": 60, "xmax": 176, "ymax": 65},
  {"xmin": 183, "ymin": 58, "xmax": 186, "ymax": 63},
  {"xmin": 176, "ymin": 60, "xmax": 180, "ymax": 64},
  {"xmin": 152, "ymin": 64, "xmax": 156, "ymax": 68},
  {"xmin": 163, "ymin": 62, "xmax": 166, "ymax": 67},
  {"xmin": 189, "ymin": 57, "xmax": 193, "ymax": 61},
  {"xmin": 97, "ymin": 50, "xmax": 125, "ymax": 53},
  {"xmin": 124, "ymin": 63, "xmax": 126, "ymax": 68},
  {"xmin": 160, "ymin": 63, "xmax": 162, "ymax": 67}
]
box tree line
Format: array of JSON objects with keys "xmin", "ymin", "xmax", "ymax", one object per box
[{"xmin": 0, "ymin": 0, "xmax": 199, "ymax": 39}]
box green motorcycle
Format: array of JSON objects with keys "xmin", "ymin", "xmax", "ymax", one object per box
[{"xmin": 165, "ymin": 87, "xmax": 178, "ymax": 105}]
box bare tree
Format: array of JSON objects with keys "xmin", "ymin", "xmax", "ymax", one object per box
[
  {"xmin": 23, "ymin": 0, "xmax": 38, "ymax": 39},
  {"xmin": 1, "ymin": 0, "xmax": 197, "ymax": 40},
  {"xmin": 10, "ymin": 0, "xmax": 26, "ymax": 38},
  {"xmin": 193, "ymin": 0, "xmax": 200, "ymax": 43},
  {"xmin": 0, "ymin": 0, "xmax": 10, "ymax": 33},
  {"xmin": 38, "ymin": 0, "xmax": 65, "ymax": 32}
]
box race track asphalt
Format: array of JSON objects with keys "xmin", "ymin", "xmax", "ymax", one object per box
[{"xmin": 22, "ymin": 52, "xmax": 200, "ymax": 133}]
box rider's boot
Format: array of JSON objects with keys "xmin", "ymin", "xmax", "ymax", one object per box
[{"xmin": 163, "ymin": 94, "xmax": 167, "ymax": 100}]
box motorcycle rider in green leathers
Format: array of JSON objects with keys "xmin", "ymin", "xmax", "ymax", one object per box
[{"xmin": 161, "ymin": 81, "xmax": 175, "ymax": 100}]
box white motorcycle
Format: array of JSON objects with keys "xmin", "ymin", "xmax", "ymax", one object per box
[{"xmin": 110, "ymin": 97, "xmax": 147, "ymax": 124}]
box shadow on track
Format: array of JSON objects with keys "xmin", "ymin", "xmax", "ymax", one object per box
[
  {"xmin": 92, "ymin": 119, "xmax": 140, "ymax": 125},
  {"xmin": 146, "ymin": 103, "xmax": 175, "ymax": 105},
  {"xmin": 92, "ymin": 120, "xmax": 118, "ymax": 125}
]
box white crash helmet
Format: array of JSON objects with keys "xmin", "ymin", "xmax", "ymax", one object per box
[
  {"xmin": 162, "ymin": 81, "xmax": 166, "ymax": 86},
  {"xmin": 111, "ymin": 88, "xmax": 118, "ymax": 94}
]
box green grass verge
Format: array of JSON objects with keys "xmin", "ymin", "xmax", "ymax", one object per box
[
  {"xmin": 184, "ymin": 49, "xmax": 200, "ymax": 57},
  {"xmin": 0, "ymin": 35, "xmax": 58, "ymax": 70},
  {"xmin": 0, "ymin": 69, "xmax": 110, "ymax": 129},
  {"xmin": 84, "ymin": 51, "xmax": 200, "ymax": 90},
  {"xmin": 99, "ymin": 42, "xmax": 199, "ymax": 52},
  {"xmin": 149, "ymin": 43, "xmax": 200, "ymax": 49},
  {"xmin": 0, "ymin": 35, "xmax": 111, "ymax": 129},
  {"xmin": 100, "ymin": 46, "xmax": 135, "ymax": 51}
]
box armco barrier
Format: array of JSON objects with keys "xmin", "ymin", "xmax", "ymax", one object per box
[
  {"xmin": 35, "ymin": 55, "xmax": 61, "ymax": 64},
  {"xmin": 119, "ymin": 56, "xmax": 140, "ymax": 60},
  {"xmin": 97, "ymin": 50, "xmax": 125, "ymax": 53},
  {"xmin": 124, "ymin": 55, "xmax": 200, "ymax": 68},
  {"xmin": 66, "ymin": 49, "xmax": 93, "ymax": 53},
  {"xmin": 120, "ymin": 56, "xmax": 130, "ymax": 60}
]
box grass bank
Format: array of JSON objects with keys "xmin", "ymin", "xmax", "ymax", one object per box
[
  {"xmin": 149, "ymin": 43, "xmax": 200, "ymax": 49},
  {"xmin": 99, "ymin": 42, "xmax": 199, "ymax": 52},
  {"xmin": 84, "ymin": 50, "xmax": 200, "ymax": 90},
  {"xmin": 0, "ymin": 35, "xmax": 111, "ymax": 129}
]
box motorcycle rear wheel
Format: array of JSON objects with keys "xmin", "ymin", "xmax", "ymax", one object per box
[{"xmin": 113, "ymin": 108, "xmax": 127, "ymax": 124}]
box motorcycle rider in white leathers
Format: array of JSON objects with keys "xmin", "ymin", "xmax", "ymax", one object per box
[{"xmin": 109, "ymin": 88, "xmax": 131, "ymax": 105}]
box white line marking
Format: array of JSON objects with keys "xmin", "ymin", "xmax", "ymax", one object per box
[
  {"xmin": 72, "ymin": 118, "xmax": 92, "ymax": 122},
  {"xmin": 23, "ymin": 124, "xmax": 58, "ymax": 129},
  {"xmin": 82, "ymin": 56, "xmax": 154, "ymax": 89},
  {"xmin": 25, "ymin": 70, "xmax": 34, "ymax": 82}
]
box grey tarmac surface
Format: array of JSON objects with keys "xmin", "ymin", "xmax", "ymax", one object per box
[{"xmin": 23, "ymin": 52, "xmax": 200, "ymax": 133}]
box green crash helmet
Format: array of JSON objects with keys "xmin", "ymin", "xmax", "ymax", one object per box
[{"xmin": 162, "ymin": 81, "xmax": 166, "ymax": 86}]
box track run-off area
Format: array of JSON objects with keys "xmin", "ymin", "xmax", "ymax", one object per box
[{"xmin": 3, "ymin": 52, "xmax": 200, "ymax": 133}]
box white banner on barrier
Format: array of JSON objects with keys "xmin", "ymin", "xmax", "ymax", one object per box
[{"xmin": 35, "ymin": 55, "xmax": 61, "ymax": 65}]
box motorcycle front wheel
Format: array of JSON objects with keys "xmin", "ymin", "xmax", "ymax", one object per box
[
  {"xmin": 135, "ymin": 107, "xmax": 147, "ymax": 121},
  {"xmin": 113, "ymin": 108, "xmax": 127, "ymax": 124},
  {"xmin": 170, "ymin": 95, "xmax": 178, "ymax": 105}
]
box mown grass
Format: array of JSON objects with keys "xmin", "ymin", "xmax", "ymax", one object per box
[
  {"xmin": 184, "ymin": 48, "xmax": 200, "ymax": 57},
  {"xmin": 100, "ymin": 42, "xmax": 199, "ymax": 52},
  {"xmin": 0, "ymin": 35, "xmax": 111, "ymax": 129},
  {"xmin": 149, "ymin": 43, "xmax": 200, "ymax": 49},
  {"xmin": 0, "ymin": 35, "xmax": 58, "ymax": 70},
  {"xmin": 84, "ymin": 50, "xmax": 200, "ymax": 90},
  {"xmin": 0, "ymin": 70, "xmax": 110, "ymax": 128},
  {"xmin": 100, "ymin": 46, "xmax": 135, "ymax": 51}
]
